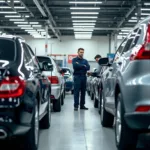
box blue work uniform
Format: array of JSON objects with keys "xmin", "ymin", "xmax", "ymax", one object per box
[{"xmin": 72, "ymin": 57, "xmax": 90, "ymax": 108}]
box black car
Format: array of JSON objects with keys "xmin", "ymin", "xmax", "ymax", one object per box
[{"xmin": 0, "ymin": 36, "xmax": 51, "ymax": 150}]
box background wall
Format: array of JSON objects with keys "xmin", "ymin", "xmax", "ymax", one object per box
[{"xmin": 22, "ymin": 35, "xmax": 122, "ymax": 61}]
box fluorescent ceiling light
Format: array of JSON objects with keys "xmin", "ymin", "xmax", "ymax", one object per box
[
  {"xmin": 72, "ymin": 20, "xmax": 96, "ymax": 22},
  {"xmin": 9, "ymin": 19, "xmax": 25, "ymax": 21},
  {"xmin": 131, "ymin": 17, "xmax": 145, "ymax": 20},
  {"xmin": 29, "ymin": 22, "xmax": 39, "ymax": 24},
  {"xmin": 72, "ymin": 16, "xmax": 98, "ymax": 19},
  {"xmin": 75, "ymin": 34, "xmax": 92, "ymax": 39},
  {"xmin": 0, "ymin": 6, "xmax": 25, "ymax": 9},
  {"xmin": 73, "ymin": 23, "xmax": 95, "ymax": 26},
  {"xmin": 18, "ymin": 25, "xmax": 31, "ymax": 27},
  {"xmin": 144, "ymin": 3, "xmax": 150, "ymax": 5},
  {"xmin": 14, "ymin": 22, "xmax": 28, "ymax": 24},
  {"xmin": 70, "ymin": 7, "xmax": 100, "ymax": 10},
  {"xmin": 5, "ymin": 15, "xmax": 29, "ymax": 18},
  {"xmin": 74, "ymin": 32, "xmax": 93, "ymax": 34},
  {"xmin": 121, "ymin": 29, "xmax": 131, "ymax": 32},
  {"xmin": 119, "ymin": 32, "xmax": 128, "ymax": 35},
  {"xmin": 0, "ymin": 11, "xmax": 17, "ymax": 14},
  {"xmin": 37, "ymin": 29, "xmax": 45, "ymax": 31},
  {"xmin": 21, "ymin": 27, "xmax": 33, "ymax": 30},
  {"xmin": 32, "ymin": 25, "xmax": 42, "ymax": 27},
  {"xmin": 71, "ymin": 12, "xmax": 99, "ymax": 15},
  {"xmin": 73, "ymin": 26, "xmax": 95, "ymax": 28},
  {"xmin": 135, "ymin": 13, "xmax": 150, "ymax": 16},
  {"xmin": 74, "ymin": 29, "xmax": 94, "ymax": 31},
  {"xmin": 0, "ymin": 0, "xmax": 20, "ymax": 3},
  {"xmin": 69, "ymin": 1, "xmax": 102, "ymax": 4},
  {"xmin": 128, "ymin": 20, "xmax": 141, "ymax": 22}
]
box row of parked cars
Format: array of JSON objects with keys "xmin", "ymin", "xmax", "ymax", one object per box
[
  {"xmin": 0, "ymin": 35, "xmax": 68, "ymax": 150},
  {"xmin": 87, "ymin": 17, "xmax": 150, "ymax": 150}
]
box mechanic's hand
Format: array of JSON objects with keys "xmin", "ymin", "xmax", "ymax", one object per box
[
  {"xmin": 87, "ymin": 72, "xmax": 92, "ymax": 76},
  {"xmin": 76, "ymin": 62, "xmax": 79, "ymax": 64}
]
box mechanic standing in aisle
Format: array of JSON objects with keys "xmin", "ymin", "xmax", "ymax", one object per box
[{"xmin": 72, "ymin": 48, "xmax": 90, "ymax": 111}]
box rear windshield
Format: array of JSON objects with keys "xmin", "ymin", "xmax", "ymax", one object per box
[
  {"xmin": 37, "ymin": 56, "xmax": 52, "ymax": 64},
  {"xmin": 0, "ymin": 38, "xmax": 15, "ymax": 61},
  {"xmin": 62, "ymin": 68, "xmax": 71, "ymax": 75}
]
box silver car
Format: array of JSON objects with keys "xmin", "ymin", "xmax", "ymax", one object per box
[
  {"xmin": 37, "ymin": 56, "xmax": 65, "ymax": 112},
  {"xmin": 99, "ymin": 17, "xmax": 150, "ymax": 150}
]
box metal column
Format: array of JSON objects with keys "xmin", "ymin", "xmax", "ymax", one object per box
[
  {"xmin": 114, "ymin": 34, "xmax": 118, "ymax": 52},
  {"xmin": 45, "ymin": 25, "xmax": 48, "ymax": 56},
  {"xmin": 137, "ymin": 0, "xmax": 141, "ymax": 22},
  {"xmin": 109, "ymin": 34, "xmax": 111, "ymax": 53}
]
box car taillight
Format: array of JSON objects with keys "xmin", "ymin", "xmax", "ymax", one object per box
[
  {"xmin": 135, "ymin": 106, "xmax": 150, "ymax": 112},
  {"xmin": 48, "ymin": 76, "xmax": 59, "ymax": 84},
  {"xmin": 130, "ymin": 23, "xmax": 150, "ymax": 60},
  {"xmin": 0, "ymin": 76, "xmax": 25, "ymax": 98}
]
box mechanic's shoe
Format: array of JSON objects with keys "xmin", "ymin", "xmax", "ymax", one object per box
[
  {"xmin": 80, "ymin": 106, "xmax": 88, "ymax": 110},
  {"xmin": 74, "ymin": 107, "xmax": 78, "ymax": 111}
]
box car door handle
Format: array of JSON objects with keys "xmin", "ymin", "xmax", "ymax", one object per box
[{"xmin": 109, "ymin": 67, "xmax": 113, "ymax": 71}]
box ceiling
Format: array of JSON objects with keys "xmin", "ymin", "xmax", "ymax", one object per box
[{"xmin": 0, "ymin": 0, "xmax": 150, "ymax": 39}]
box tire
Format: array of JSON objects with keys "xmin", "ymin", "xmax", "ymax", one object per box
[
  {"xmin": 94, "ymin": 95, "xmax": 98, "ymax": 108},
  {"xmin": 53, "ymin": 97, "xmax": 61, "ymax": 112},
  {"xmin": 115, "ymin": 93, "xmax": 138, "ymax": 150},
  {"xmin": 98, "ymin": 90, "xmax": 102, "ymax": 114},
  {"xmin": 101, "ymin": 91, "xmax": 114, "ymax": 127},
  {"xmin": 61, "ymin": 93, "xmax": 64, "ymax": 105},
  {"xmin": 63, "ymin": 89, "xmax": 66, "ymax": 99},
  {"xmin": 71, "ymin": 89, "xmax": 74, "ymax": 94},
  {"xmin": 40, "ymin": 97, "xmax": 51, "ymax": 129},
  {"xmin": 90, "ymin": 92, "xmax": 94, "ymax": 100},
  {"xmin": 87, "ymin": 90, "xmax": 90, "ymax": 96},
  {"xmin": 20, "ymin": 99, "xmax": 39, "ymax": 150}
]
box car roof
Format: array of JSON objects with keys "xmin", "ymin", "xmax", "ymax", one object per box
[{"xmin": 0, "ymin": 35, "xmax": 25, "ymax": 42}]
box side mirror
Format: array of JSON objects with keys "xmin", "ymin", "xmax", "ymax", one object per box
[
  {"xmin": 41, "ymin": 61, "xmax": 53, "ymax": 71},
  {"xmin": 98, "ymin": 58, "xmax": 109, "ymax": 66}
]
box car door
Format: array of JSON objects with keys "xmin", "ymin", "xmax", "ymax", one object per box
[
  {"xmin": 104, "ymin": 38, "xmax": 129, "ymax": 112},
  {"xmin": 25, "ymin": 44, "xmax": 49, "ymax": 116}
]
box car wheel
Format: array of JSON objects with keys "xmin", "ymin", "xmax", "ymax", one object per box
[
  {"xmin": 98, "ymin": 90, "xmax": 102, "ymax": 114},
  {"xmin": 94, "ymin": 94, "xmax": 98, "ymax": 108},
  {"xmin": 90, "ymin": 92, "xmax": 94, "ymax": 100},
  {"xmin": 101, "ymin": 91, "xmax": 114, "ymax": 127},
  {"xmin": 63, "ymin": 89, "xmax": 66, "ymax": 99},
  {"xmin": 87, "ymin": 90, "xmax": 90, "ymax": 96},
  {"xmin": 53, "ymin": 96, "xmax": 61, "ymax": 112},
  {"xmin": 61, "ymin": 93, "xmax": 64, "ymax": 105},
  {"xmin": 115, "ymin": 93, "xmax": 138, "ymax": 150},
  {"xmin": 40, "ymin": 96, "xmax": 51, "ymax": 129},
  {"xmin": 21, "ymin": 99, "xmax": 39, "ymax": 150},
  {"xmin": 71, "ymin": 89, "xmax": 74, "ymax": 94}
]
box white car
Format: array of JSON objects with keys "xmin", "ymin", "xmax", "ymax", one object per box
[{"xmin": 37, "ymin": 56, "xmax": 65, "ymax": 112}]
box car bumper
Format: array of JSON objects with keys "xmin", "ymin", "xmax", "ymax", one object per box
[
  {"xmin": 65, "ymin": 82, "xmax": 73, "ymax": 91},
  {"xmin": 125, "ymin": 112, "xmax": 150, "ymax": 131},
  {"xmin": 0, "ymin": 123, "xmax": 31, "ymax": 138},
  {"xmin": 51, "ymin": 85, "xmax": 61, "ymax": 100}
]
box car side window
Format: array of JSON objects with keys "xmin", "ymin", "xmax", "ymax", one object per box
[
  {"xmin": 114, "ymin": 38, "xmax": 127, "ymax": 62},
  {"xmin": 130, "ymin": 28, "xmax": 142, "ymax": 48},
  {"xmin": 22, "ymin": 43, "xmax": 34, "ymax": 68},
  {"xmin": 121, "ymin": 34, "xmax": 134, "ymax": 54},
  {"xmin": 26, "ymin": 45, "xmax": 40, "ymax": 70}
]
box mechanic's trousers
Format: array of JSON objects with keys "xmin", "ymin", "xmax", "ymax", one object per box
[{"xmin": 74, "ymin": 75, "xmax": 87, "ymax": 108}]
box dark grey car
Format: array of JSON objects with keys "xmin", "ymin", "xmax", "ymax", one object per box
[{"xmin": 99, "ymin": 17, "xmax": 150, "ymax": 150}]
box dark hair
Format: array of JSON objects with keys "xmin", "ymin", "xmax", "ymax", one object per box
[
  {"xmin": 78, "ymin": 48, "xmax": 84, "ymax": 52},
  {"xmin": 94, "ymin": 54, "xmax": 101, "ymax": 59}
]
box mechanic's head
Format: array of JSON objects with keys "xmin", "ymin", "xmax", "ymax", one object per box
[
  {"xmin": 94, "ymin": 54, "xmax": 101, "ymax": 62},
  {"xmin": 78, "ymin": 48, "xmax": 84, "ymax": 58}
]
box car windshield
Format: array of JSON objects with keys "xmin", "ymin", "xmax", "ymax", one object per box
[
  {"xmin": 37, "ymin": 56, "xmax": 52, "ymax": 69},
  {"xmin": 62, "ymin": 68, "xmax": 71, "ymax": 75},
  {"xmin": 0, "ymin": 38, "xmax": 15, "ymax": 61}
]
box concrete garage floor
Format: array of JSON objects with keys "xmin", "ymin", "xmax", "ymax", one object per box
[
  {"xmin": 38, "ymin": 93, "xmax": 149, "ymax": 150},
  {"xmin": 39, "ymin": 93, "xmax": 116, "ymax": 150}
]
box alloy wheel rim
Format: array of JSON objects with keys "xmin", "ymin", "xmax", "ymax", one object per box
[
  {"xmin": 116, "ymin": 101, "xmax": 121, "ymax": 143},
  {"xmin": 34, "ymin": 104, "xmax": 39, "ymax": 146}
]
